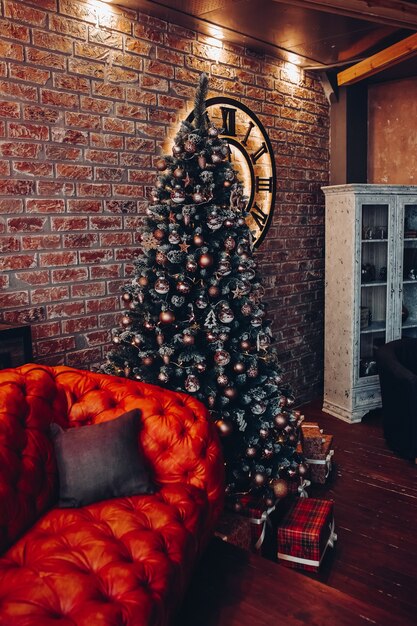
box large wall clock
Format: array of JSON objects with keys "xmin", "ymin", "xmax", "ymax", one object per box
[{"xmin": 187, "ymin": 97, "xmax": 277, "ymax": 248}]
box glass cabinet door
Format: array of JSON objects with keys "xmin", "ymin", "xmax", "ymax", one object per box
[
  {"xmin": 402, "ymin": 203, "xmax": 417, "ymax": 338},
  {"xmin": 359, "ymin": 203, "xmax": 389, "ymax": 379}
]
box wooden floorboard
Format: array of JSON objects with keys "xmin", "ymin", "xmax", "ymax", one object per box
[{"xmin": 175, "ymin": 400, "xmax": 417, "ymax": 625}]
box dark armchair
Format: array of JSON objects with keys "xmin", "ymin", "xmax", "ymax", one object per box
[{"xmin": 376, "ymin": 338, "xmax": 417, "ymax": 461}]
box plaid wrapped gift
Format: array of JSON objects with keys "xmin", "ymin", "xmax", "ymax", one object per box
[
  {"xmin": 305, "ymin": 434, "xmax": 334, "ymax": 484},
  {"xmin": 277, "ymin": 498, "xmax": 337, "ymax": 572},
  {"xmin": 215, "ymin": 512, "xmax": 252, "ymax": 551},
  {"xmin": 233, "ymin": 494, "xmax": 277, "ymax": 551},
  {"xmin": 301, "ymin": 422, "xmax": 324, "ymax": 457}
]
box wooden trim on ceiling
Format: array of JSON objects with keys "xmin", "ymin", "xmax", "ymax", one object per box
[
  {"xmin": 337, "ymin": 32, "xmax": 417, "ymax": 84},
  {"xmin": 273, "ymin": 0, "xmax": 417, "ymax": 29}
]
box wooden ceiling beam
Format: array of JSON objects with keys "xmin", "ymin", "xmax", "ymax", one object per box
[
  {"xmin": 337, "ymin": 32, "xmax": 417, "ymax": 84},
  {"xmin": 273, "ymin": 0, "xmax": 417, "ymax": 30}
]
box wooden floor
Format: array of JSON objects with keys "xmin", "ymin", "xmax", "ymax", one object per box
[{"xmin": 175, "ymin": 401, "xmax": 417, "ymax": 625}]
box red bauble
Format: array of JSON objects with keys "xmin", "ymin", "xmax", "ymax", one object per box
[
  {"xmin": 155, "ymin": 158, "xmax": 167, "ymax": 171},
  {"xmin": 198, "ymin": 253, "xmax": 214, "ymax": 268},
  {"xmin": 186, "ymin": 259, "xmax": 198, "ymax": 273},
  {"xmin": 177, "ymin": 280, "xmax": 191, "ymax": 295},
  {"xmin": 271, "ymin": 478, "xmax": 289, "ymax": 499},
  {"xmin": 156, "ymin": 333, "xmax": 165, "ymax": 346},
  {"xmin": 121, "ymin": 315, "xmax": 131, "ymax": 326},
  {"xmin": 223, "ymin": 386, "xmax": 237, "ymax": 399},
  {"xmin": 233, "ymin": 361, "xmax": 246, "ymax": 374},
  {"xmin": 206, "ymin": 331, "xmax": 217, "ymax": 342},
  {"xmin": 159, "ymin": 310, "xmax": 175, "ymax": 324},
  {"xmin": 259, "ymin": 427, "xmax": 269, "ymax": 439},
  {"xmin": 223, "ymin": 218, "xmax": 234, "ymax": 228},
  {"xmin": 182, "ymin": 333, "xmax": 195, "ymax": 345},
  {"xmin": 298, "ymin": 463, "xmax": 309, "ymax": 476},
  {"xmin": 246, "ymin": 446, "xmax": 258, "ymax": 458},
  {"xmin": 193, "ymin": 234, "xmax": 204, "ymax": 247},
  {"xmin": 153, "ymin": 228, "xmax": 165, "ymax": 241},
  {"xmin": 274, "ymin": 413, "xmax": 289, "ymax": 429},
  {"xmin": 142, "ymin": 355, "xmax": 154, "ymax": 367},
  {"xmin": 143, "ymin": 319, "xmax": 155, "ymax": 331},
  {"xmin": 122, "ymin": 292, "xmax": 132, "ymax": 303},
  {"xmin": 184, "ymin": 139, "xmax": 196, "ymax": 153},
  {"xmin": 138, "ymin": 276, "xmax": 148, "ymax": 287},
  {"xmin": 208, "ymin": 285, "xmax": 220, "ymax": 298},
  {"xmin": 173, "ymin": 166, "xmax": 184, "ymax": 178},
  {"xmin": 198, "ymin": 154, "xmax": 207, "ymax": 169},
  {"xmin": 217, "ymin": 373, "xmax": 229, "ymax": 386},
  {"xmin": 240, "ymin": 339, "xmax": 251, "ymax": 351},
  {"xmin": 253, "ymin": 472, "xmax": 266, "ymax": 486},
  {"xmin": 172, "ymin": 144, "xmax": 183, "ymax": 156},
  {"xmin": 155, "ymin": 251, "xmax": 167, "ymax": 266}
]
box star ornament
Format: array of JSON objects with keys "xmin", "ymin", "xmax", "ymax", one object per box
[
  {"xmin": 179, "ymin": 241, "xmax": 190, "ymax": 253},
  {"xmin": 232, "ymin": 286, "xmax": 244, "ymax": 299}
]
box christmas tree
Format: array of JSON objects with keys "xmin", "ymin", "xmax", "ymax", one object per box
[{"xmin": 102, "ymin": 74, "xmax": 307, "ymax": 506}]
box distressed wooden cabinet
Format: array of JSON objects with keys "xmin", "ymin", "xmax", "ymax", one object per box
[{"xmin": 322, "ymin": 184, "xmax": 417, "ymax": 423}]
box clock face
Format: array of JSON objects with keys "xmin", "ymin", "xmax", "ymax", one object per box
[{"xmin": 188, "ymin": 97, "xmax": 276, "ymax": 248}]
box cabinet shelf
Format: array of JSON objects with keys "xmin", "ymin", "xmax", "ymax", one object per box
[
  {"xmin": 360, "ymin": 321, "xmax": 386, "ymax": 334},
  {"xmin": 361, "ymin": 239, "xmax": 387, "ymax": 243},
  {"xmin": 402, "ymin": 319, "xmax": 417, "ymax": 330},
  {"xmin": 361, "ymin": 281, "xmax": 387, "ymax": 287}
]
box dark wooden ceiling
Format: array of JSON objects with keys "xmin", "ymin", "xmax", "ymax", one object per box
[{"xmin": 117, "ymin": 0, "xmax": 417, "ymax": 81}]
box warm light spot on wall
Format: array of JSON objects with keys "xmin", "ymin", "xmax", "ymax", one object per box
[{"xmin": 284, "ymin": 61, "xmax": 303, "ymax": 84}]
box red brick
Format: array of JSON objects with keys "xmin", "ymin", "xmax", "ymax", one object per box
[
  {"xmin": 56, "ymin": 164, "xmax": 92, "ymax": 180},
  {"xmin": 90, "ymin": 133, "xmax": 123, "ymax": 149},
  {"xmin": 74, "ymin": 41, "xmax": 111, "ymax": 62},
  {"xmin": 10, "ymin": 63, "xmax": 51, "ymax": 85},
  {"xmin": 31, "ymin": 286, "xmax": 69, "ymax": 304},
  {"xmin": 52, "ymin": 128, "xmax": 88, "ymax": 145},
  {"xmin": 49, "ymin": 14, "xmax": 88, "ymax": 39},
  {"xmin": 66, "ymin": 348, "xmax": 102, "ymax": 368},
  {"xmin": 120, "ymin": 153, "xmax": 151, "ymax": 167},
  {"xmin": 63, "ymin": 233, "xmax": 98, "ymax": 248},
  {"xmin": 41, "ymin": 89, "xmax": 79, "ymax": 108},
  {"xmin": 0, "ymin": 19, "xmax": 30, "ymax": 42},
  {"xmin": 0, "ymin": 161, "xmax": 10, "ymax": 176},
  {"xmin": 0, "ymin": 179, "xmax": 35, "ymax": 195},
  {"xmin": 51, "ymin": 216, "xmax": 87, "ymax": 231},
  {"xmin": 0, "ymin": 236, "xmax": 20, "ymax": 252},
  {"xmin": 106, "ymin": 200, "xmax": 138, "ymax": 214},
  {"xmin": 26, "ymin": 199, "xmax": 65, "ymax": 213},
  {"xmin": 115, "ymin": 247, "xmax": 137, "ymax": 261},
  {"xmin": 0, "ymin": 199, "xmax": 23, "ymax": 215},
  {"xmin": 67, "ymin": 199, "xmax": 102, "ymax": 213},
  {"xmin": 80, "ymin": 250, "xmax": 113, "ymax": 264},
  {"xmin": 98, "ymin": 10, "xmax": 132, "ymax": 35},
  {"xmin": 98, "ymin": 312, "xmax": 120, "ymax": 328},
  {"xmin": 51, "ymin": 268, "xmax": 89, "ymax": 283},
  {"xmin": 92, "ymin": 82, "xmax": 125, "ymax": 100},
  {"xmin": 35, "ymin": 336, "xmax": 75, "ymax": 357},
  {"xmin": 88, "ymin": 27, "xmax": 123, "ymax": 49},
  {"xmin": 71, "ymin": 282, "xmax": 106, "ymax": 298},
  {"xmin": 45, "ymin": 146, "xmax": 82, "ymax": 161},
  {"xmin": 0, "ymin": 142, "xmax": 41, "ymax": 157},
  {"xmin": 125, "ymin": 88, "xmax": 157, "ymax": 105},
  {"xmin": 90, "ymin": 216, "xmax": 122, "ymax": 230},
  {"xmin": 128, "ymin": 170, "xmax": 154, "ymax": 184},
  {"xmin": 83, "ymin": 329, "xmax": 110, "ymax": 346},
  {"xmin": 15, "ymin": 270, "xmax": 49, "ymax": 285},
  {"xmin": 100, "ymin": 232, "xmax": 132, "ymax": 247},
  {"xmin": 37, "ymin": 182, "xmax": 75, "ymax": 196},
  {"xmin": 112, "ymin": 184, "xmax": 143, "ymax": 197},
  {"xmin": 0, "ymin": 275, "xmax": 9, "ymax": 289},
  {"xmin": 2, "ymin": 307, "xmax": 46, "ymax": 324},
  {"xmin": 85, "ymin": 149, "xmax": 118, "ymax": 164},
  {"xmin": 86, "ymin": 296, "xmax": 118, "ymax": 314},
  {"xmin": 59, "ymin": 0, "xmax": 96, "ymax": 24},
  {"xmin": 124, "ymin": 137, "xmax": 155, "ymax": 152},
  {"xmin": 31, "ymin": 321, "xmax": 61, "ymax": 341},
  {"xmin": 102, "ymin": 117, "xmax": 135, "ymax": 134},
  {"xmin": 13, "ymin": 161, "xmax": 53, "ymax": 177},
  {"xmin": 77, "ymin": 183, "xmax": 111, "ymax": 197},
  {"xmin": 67, "ymin": 58, "xmax": 104, "ymax": 79},
  {"xmin": 135, "ymin": 122, "xmax": 166, "ymax": 138},
  {"xmin": 80, "ymin": 96, "xmax": 113, "ymax": 114},
  {"xmin": 23, "ymin": 105, "xmax": 60, "ymax": 123},
  {"xmin": 4, "ymin": 1, "xmax": 47, "ymax": 26},
  {"xmin": 140, "ymin": 75, "xmax": 168, "ymax": 92},
  {"xmin": 53, "ymin": 74, "xmax": 90, "ymax": 93},
  {"xmin": 65, "ymin": 111, "xmax": 100, "ymax": 130},
  {"xmin": 0, "ymin": 254, "xmax": 36, "ymax": 270},
  {"xmin": 114, "ymin": 103, "xmax": 146, "ymax": 120},
  {"xmin": 90, "ymin": 264, "xmax": 121, "ymax": 279},
  {"xmin": 39, "ymin": 251, "xmax": 77, "ymax": 266},
  {"xmin": 0, "ymin": 291, "xmax": 29, "ymax": 308},
  {"xmin": 0, "ymin": 80, "xmax": 37, "ymax": 102},
  {"xmin": 8, "ymin": 217, "xmax": 46, "ymax": 232},
  {"xmin": 26, "ymin": 48, "xmax": 66, "ymax": 70},
  {"xmin": 33, "ymin": 30, "xmax": 73, "ymax": 54},
  {"xmin": 112, "ymin": 52, "xmax": 142, "ymax": 71},
  {"xmin": 61, "ymin": 315, "xmax": 98, "ymax": 334},
  {"xmin": 156, "ymin": 48, "xmax": 184, "ymax": 66},
  {"xmin": 95, "ymin": 167, "xmax": 123, "ymax": 182},
  {"xmin": 133, "ymin": 23, "xmax": 164, "ymax": 44},
  {"xmin": 9, "ymin": 122, "xmax": 49, "ymax": 141},
  {"xmin": 47, "ymin": 301, "xmax": 85, "ymax": 319},
  {"xmin": 0, "ymin": 101, "xmax": 20, "ymax": 118},
  {"xmin": 22, "ymin": 235, "xmax": 61, "ymax": 250}
]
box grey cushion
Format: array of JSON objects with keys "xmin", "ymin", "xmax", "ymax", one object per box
[{"xmin": 50, "ymin": 409, "xmax": 154, "ymax": 507}]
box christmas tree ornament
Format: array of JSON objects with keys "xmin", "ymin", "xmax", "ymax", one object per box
[
  {"xmin": 185, "ymin": 374, "xmax": 200, "ymax": 393},
  {"xmin": 179, "ymin": 240, "xmax": 191, "ymax": 253},
  {"xmin": 223, "ymin": 386, "xmax": 237, "ymax": 399},
  {"xmin": 218, "ymin": 304, "xmax": 234, "ymax": 323},
  {"xmin": 168, "ymin": 231, "xmax": 181, "ymax": 244},
  {"xmin": 208, "ymin": 395, "xmax": 216, "ymax": 408},
  {"xmin": 192, "ymin": 185, "xmax": 204, "ymax": 203},
  {"xmin": 251, "ymin": 315, "xmax": 263, "ymax": 328},
  {"xmin": 287, "ymin": 468, "xmax": 297, "ymax": 479},
  {"xmin": 141, "ymin": 232, "xmax": 160, "ymax": 251},
  {"xmin": 241, "ymin": 303, "xmax": 253, "ymax": 316},
  {"xmin": 172, "ymin": 144, "xmax": 183, "ymax": 156},
  {"xmin": 177, "ymin": 280, "xmax": 191, "ymax": 294},
  {"xmin": 158, "ymin": 369, "xmax": 169, "ymax": 383},
  {"xmin": 240, "ymin": 339, "xmax": 251, "ymax": 351},
  {"xmin": 154, "ymin": 277, "xmax": 170, "ymax": 294},
  {"xmin": 173, "ymin": 166, "xmax": 184, "ymax": 178},
  {"xmin": 198, "ymin": 253, "xmax": 214, "ymax": 268},
  {"xmin": 159, "ymin": 310, "xmax": 175, "ymax": 324},
  {"xmin": 263, "ymin": 447, "xmax": 274, "ymax": 459},
  {"xmin": 138, "ymin": 276, "xmax": 149, "ymax": 287},
  {"xmin": 112, "ymin": 334, "xmax": 120, "ymax": 344},
  {"xmin": 259, "ymin": 426, "xmax": 269, "ymax": 439},
  {"xmin": 252, "ymin": 401, "xmax": 267, "ymax": 415},
  {"xmin": 224, "ymin": 236, "xmax": 236, "ymax": 251},
  {"xmin": 155, "ymin": 158, "xmax": 167, "ymax": 171},
  {"xmin": 184, "ymin": 138, "xmax": 197, "ymax": 153},
  {"xmin": 211, "ymin": 151, "xmax": 222, "ymax": 164},
  {"xmin": 274, "ymin": 413, "xmax": 289, "ymax": 428},
  {"xmin": 253, "ymin": 472, "xmax": 266, "ymax": 486},
  {"xmin": 219, "ymin": 331, "xmax": 229, "ymax": 341},
  {"xmin": 208, "ymin": 125, "xmax": 219, "ymax": 138},
  {"xmin": 214, "ymin": 349, "xmax": 231, "ymax": 366},
  {"xmin": 208, "ymin": 285, "xmax": 220, "ymax": 298},
  {"xmin": 155, "ymin": 251, "xmax": 168, "ymax": 266},
  {"xmin": 196, "ymin": 362, "xmax": 206, "ymax": 372},
  {"xmin": 216, "ymin": 419, "xmax": 233, "ymax": 437},
  {"xmin": 298, "ymin": 463, "xmax": 308, "ymax": 476},
  {"xmin": 246, "ymin": 446, "xmax": 258, "ymax": 458},
  {"xmin": 122, "ymin": 292, "xmax": 132, "ymax": 303},
  {"xmin": 247, "ymin": 366, "xmax": 258, "ymax": 378},
  {"xmin": 182, "ymin": 333, "xmax": 195, "ymax": 345},
  {"xmin": 142, "ymin": 355, "xmax": 154, "ymax": 366},
  {"xmin": 206, "ymin": 331, "xmax": 217, "ymax": 342},
  {"xmin": 217, "ymin": 258, "xmax": 231, "ymax": 276},
  {"xmin": 156, "ymin": 332, "xmax": 165, "ymax": 346},
  {"xmin": 143, "ymin": 319, "xmax": 155, "ymax": 331},
  {"xmin": 271, "ymin": 478, "xmax": 289, "ymax": 499},
  {"xmin": 217, "ymin": 373, "xmax": 229, "ymax": 386},
  {"xmin": 198, "ymin": 153, "xmax": 207, "ymax": 169},
  {"xmin": 153, "ymin": 228, "xmax": 165, "ymax": 241},
  {"xmin": 121, "ymin": 315, "xmax": 131, "ymax": 326},
  {"xmin": 124, "ymin": 366, "xmax": 131, "ymax": 377},
  {"xmin": 233, "ymin": 361, "xmax": 246, "ymax": 374},
  {"xmin": 195, "ymin": 295, "xmax": 208, "ymax": 309},
  {"xmin": 171, "ymin": 185, "xmax": 186, "ymax": 204},
  {"xmin": 223, "ymin": 218, "xmax": 234, "ymax": 228},
  {"xmin": 186, "ymin": 258, "xmax": 198, "ymax": 273},
  {"xmin": 193, "ymin": 233, "xmax": 204, "ymax": 247}
]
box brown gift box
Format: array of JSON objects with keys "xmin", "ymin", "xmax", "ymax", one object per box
[
  {"xmin": 305, "ymin": 434, "xmax": 334, "ymax": 484},
  {"xmin": 215, "ymin": 512, "xmax": 252, "ymax": 551},
  {"xmin": 301, "ymin": 422, "xmax": 324, "ymax": 457}
]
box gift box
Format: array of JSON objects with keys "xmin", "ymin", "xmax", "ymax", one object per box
[
  {"xmin": 301, "ymin": 422, "xmax": 324, "ymax": 457},
  {"xmin": 230, "ymin": 494, "xmax": 277, "ymax": 551},
  {"xmin": 215, "ymin": 512, "xmax": 252, "ymax": 551},
  {"xmin": 277, "ymin": 498, "xmax": 337, "ymax": 572},
  {"xmin": 305, "ymin": 434, "xmax": 334, "ymax": 484}
]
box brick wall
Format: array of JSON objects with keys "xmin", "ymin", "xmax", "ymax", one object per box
[{"xmin": 0, "ymin": 0, "xmax": 329, "ymax": 404}]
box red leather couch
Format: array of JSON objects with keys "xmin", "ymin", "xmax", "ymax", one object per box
[{"xmin": 0, "ymin": 364, "xmax": 224, "ymax": 626}]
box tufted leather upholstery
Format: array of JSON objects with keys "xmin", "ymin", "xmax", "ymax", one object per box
[{"xmin": 0, "ymin": 364, "xmax": 224, "ymax": 626}]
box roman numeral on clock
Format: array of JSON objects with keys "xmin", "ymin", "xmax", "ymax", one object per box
[
  {"xmin": 251, "ymin": 142, "xmax": 268, "ymax": 163},
  {"xmin": 242, "ymin": 121, "xmax": 255, "ymax": 146},
  {"xmin": 256, "ymin": 177, "xmax": 273, "ymax": 192},
  {"xmin": 250, "ymin": 202, "xmax": 268, "ymax": 229},
  {"xmin": 220, "ymin": 106, "xmax": 236, "ymax": 136}
]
